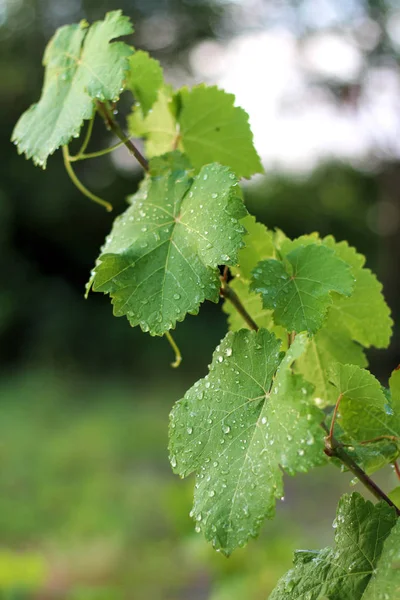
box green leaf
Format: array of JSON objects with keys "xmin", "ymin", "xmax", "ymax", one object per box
[
  {"xmin": 89, "ymin": 152, "xmax": 247, "ymax": 335},
  {"xmin": 362, "ymin": 519, "xmax": 400, "ymax": 600},
  {"xmin": 280, "ymin": 234, "xmax": 392, "ymax": 348},
  {"xmin": 323, "ymin": 236, "xmax": 393, "ymax": 349},
  {"xmin": 231, "ymin": 215, "xmax": 276, "ymax": 279},
  {"xmin": 270, "ymin": 493, "xmax": 397, "ymax": 600},
  {"xmin": 223, "ymin": 216, "xmax": 285, "ymax": 337},
  {"xmin": 295, "ymin": 314, "xmax": 368, "ymax": 407},
  {"xmin": 329, "ymin": 366, "xmax": 400, "ymax": 474},
  {"xmin": 251, "ymin": 243, "xmax": 354, "ymax": 334},
  {"xmin": 177, "ymin": 85, "xmax": 263, "ymax": 179},
  {"xmin": 126, "ymin": 50, "xmax": 164, "ymax": 116},
  {"xmin": 12, "ymin": 11, "xmax": 133, "ymax": 167},
  {"xmin": 169, "ymin": 329, "xmax": 325, "ymax": 555},
  {"xmin": 388, "ymin": 486, "xmax": 400, "ymax": 506},
  {"xmin": 128, "ymin": 86, "xmax": 178, "ymax": 157},
  {"xmin": 330, "ymin": 364, "xmax": 393, "ymax": 441}
]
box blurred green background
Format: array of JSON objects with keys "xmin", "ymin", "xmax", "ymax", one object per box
[{"xmin": 1, "ymin": 0, "xmax": 400, "ymax": 598}]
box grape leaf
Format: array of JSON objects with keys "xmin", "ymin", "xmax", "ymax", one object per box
[
  {"xmin": 388, "ymin": 486, "xmax": 400, "ymax": 506},
  {"xmin": 223, "ymin": 216, "xmax": 285, "ymax": 337},
  {"xmin": 12, "ymin": 10, "xmax": 133, "ymax": 167},
  {"xmin": 89, "ymin": 152, "xmax": 247, "ymax": 335},
  {"xmin": 329, "ymin": 367, "xmax": 400, "ymax": 475},
  {"xmin": 269, "ymin": 493, "xmax": 398, "ymax": 600},
  {"xmin": 177, "ymin": 85, "xmax": 263, "ymax": 179},
  {"xmin": 295, "ymin": 314, "xmax": 368, "ymax": 407},
  {"xmin": 330, "ymin": 364, "xmax": 396, "ymax": 442},
  {"xmin": 323, "ymin": 237, "xmax": 393, "ymax": 349},
  {"xmin": 251, "ymin": 243, "xmax": 354, "ymax": 334},
  {"xmin": 231, "ymin": 215, "xmax": 276, "ymax": 279},
  {"xmin": 126, "ymin": 50, "xmax": 164, "ymax": 116},
  {"xmin": 130, "ymin": 84, "xmax": 263, "ymax": 178},
  {"xmin": 169, "ymin": 329, "xmax": 325, "ymax": 555},
  {"xmin": 280, "ymin": 234, "xmax": 392, "ymax": 348},
  {"xmin": 363, "ymin": 519, "xmax": 400, "ymax": 600},
  {"xmin": 128, "ymin": 86, "xmax": 178, "ymax": 157}
]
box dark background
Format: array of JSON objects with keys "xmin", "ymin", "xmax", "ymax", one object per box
[{"xmin": 1, "ymin": 1, "xmax": 400, "ymax": 598}]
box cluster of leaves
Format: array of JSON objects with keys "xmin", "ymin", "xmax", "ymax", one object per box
[{"xmin": 12, "ymin": 10, "xmax": 400, "ymax": 599}]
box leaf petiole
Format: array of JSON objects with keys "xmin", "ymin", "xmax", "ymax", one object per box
[
  {"xmin": 96, "ymin": 101, "xmax": 149, "ymax": 171},
  {"xmin": 69, "ymin": 136, "xmax": 133, "ymax": 162},
  {"xmin": 62, "ymin": 145, "xmax": 112, "ymax": 212},
  {"xmin": 75, "ymin": 115, "xmax": 95, "ymax": 157},
  {"xmin": 165, "ymin": 331, "xmax": 182, "ymax": 368}
]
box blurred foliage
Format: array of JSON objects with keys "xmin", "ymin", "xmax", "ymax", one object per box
[{"xmin": 0, "ymin": 371, "xmax": 396, "ymax": 599}]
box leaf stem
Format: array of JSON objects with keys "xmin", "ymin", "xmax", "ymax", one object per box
[
  {"xmin": 69, "ymin": 137, "xmax": 134, "ymax": 162},
  {"xmin": 328, "ymin": 393, "xmax": 343, "ymax": 445},
  {"xmin": 62, "ymin": 145, "xmax": 112, "ymax": 212},
  {"xmin": 324, "ymin": 432, "xmax": 400, "ymax": 515},
  {"xmin": 359, "ymin": 435, "xmax": 400, "ymax": 445},
  {"xmin": 165, "ymin": 331, "xmax": 182, "ymax": 368},
  {"xmin": 394, "ymin": 460, "xmax": 400, "ymax": 481},
  {"xmin": 96, "ymin": 101, "xmax": 149, "ymax": 171},
  {"xmin": 220, "ymin": 279, "xmax": 259, "ymax": 332}
]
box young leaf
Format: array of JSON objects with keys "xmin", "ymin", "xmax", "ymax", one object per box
[
  {"xmin": 279, "ymin": 234, "xmax": 392, "ymax": 348},
  {"xmin": 323, "ymin": 236, "xmax": 393, "ymax": 349},
  {"xmin": 223, "ymin": 216, "xmax": 285, "ymax": 337},
  {"xmin": 177, "ymin": 85, "xmax": 263, "ymax": 179},
  {"xmin": 269, "ymin": 493, "xmax": 397, "ymax": 600},
  {"xmin": 363, "ymin": 519, "xmax": 400, "ymax": 600},
  {"xmin": 329, "ymin": 367, "xmax": 400, "ymax": 475},
  {"xmin": 169, "ymin": 329, "xmax": 325, "ymax": 555},
  {"xmin": 89, "ymin": 152, "xmax": 247, "ymax": 335},
  {"xmin": 12, "ymin": 11, "xmax": 133, "ymax": 167},
  {"xmin": 295, "ymin": 314, "xmax": 368, "ymax": 407},
  {"xmin": 330, "ymin": 364, "xmax": 393, "ymax": 441},
  {"xmin": 128, "ymin": 86, "xmax": 178, "ymax": 157},
  {"xmin": 126, "ymin": 50, "xmax": 164, "ymax": 116},
  {"xmin": 251, "ymin": 243, "xmax": 354, "ymax": 334}
]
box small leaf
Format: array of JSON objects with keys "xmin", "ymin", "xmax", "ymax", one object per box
[
  {"xmin": 251, "ymin": 243, "xmax": 354, "ymax": 334},
  {"xmin": 169, "ymin": 329, "xmax": 325, "ymax": 555},
  {"xmin": 12, "ymin": 11, "xmax": 133, "ymax": 167},
  {"xmin": 323, "ymin": 236, "xmax": 393, "ymax": 349},
  {"xmin": 223, "ymin": 216, "xmax": 285, "ymax": 337},
  {"xmin": 90, "ymin": 152, "xmax": 247, "ymax": 335},
  {"xmin": 178, "ymin": 85, "xmax": 263, "ymax": 179},
  {"xmin": 295, "ymin": 314, "xmax": 368, "ymax": 407},
  {"xmin": 270, "ymin": 494, "xmax": 399, "ymax": 600},
  {"xmin": 128, "ymin": 86, "xmax": 178, "ymax": 157},
  {"xmin": 127, "ymin": 50, "xmax": 164, "ymax": 116},
  {"xmin": 330, "ymin": 364, "xmax": 392, "ymax": 441}
]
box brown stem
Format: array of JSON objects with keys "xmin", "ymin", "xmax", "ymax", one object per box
[
  {"xmin": 96, "ymin": 101, "xmax": 149, "ymax": 171},
  {"xmin": 359, "ymin": 435, "xmax": 400, "ymax": 445},
  {"xmin": 324, "ymin": 433, "xmax": 400, "ymax": 515},
  {"xmin": 328, "ymin": 393, "xmax": 343, "ymax": 445},
  {"xmin": 220, "ymin": 280, "xmax": 259, "ymax": 332},
  {"xmin": 394, "ymin": 460, "xmax": 400, "ymax": 481}
]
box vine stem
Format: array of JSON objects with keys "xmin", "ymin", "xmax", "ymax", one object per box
[
  {"xmin": 324, "ymin": 430, "xmax": 400, "ymax": 515},
  {"xmin": 165, "ymin": 331, "xmax": 182, "ymax": 368},
  {"xmin": 394, "ymin": 460, "xmax": 400, "ymax": 481},
  {"xmin": 69, "ymin": 137, "xmax": 133, "ymax": 162},
  {"xmin": 96, "ymin": 101, "xmax": 149, "ymax": 171},
  {"xmin": 220, "ymin": 279, "xmax": 259, "ymax": 332},
  {"xmin": 62, "ymin": 146, "xmax": 112, "ymax": 212}
]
